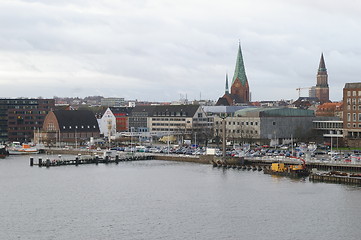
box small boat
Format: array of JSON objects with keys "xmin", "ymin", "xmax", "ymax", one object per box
[{"xmin": 7, "ymin": 142, "xmax": 39, "ymax": 155}]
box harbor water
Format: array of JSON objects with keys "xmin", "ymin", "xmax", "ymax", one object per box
[{"xmin": 1, "ymin": 154, "xmax": 361, "ymax": 240}]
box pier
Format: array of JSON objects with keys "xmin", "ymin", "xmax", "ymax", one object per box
[
  {"xmin": 309, "ymin": 173, "xmax": 361, "ymax": 185},
  {"xmin": 30, "ymin": 155, "xmax": 155, "ymax": 168}
]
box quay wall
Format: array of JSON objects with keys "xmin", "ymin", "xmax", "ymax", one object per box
[
  {"xmin": 154, "ymin": 155, "xmax": 212, "ymax": 164},
  {"xmin": 42, "ymin": 149, "xmax": 361, "ymax": 173}
]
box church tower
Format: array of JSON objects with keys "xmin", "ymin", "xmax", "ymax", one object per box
[
  {"xmin": 230, "ymin": 43, "xmax": 250, "ymax": 103},
  {"xmin": 315, "ymin": 53, "xmax": 330, "ymax": 103}
]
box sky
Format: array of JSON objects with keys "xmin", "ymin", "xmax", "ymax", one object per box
[{"xmin": 1, "ymin": 0, "xmax": 361, "ymax": 102}]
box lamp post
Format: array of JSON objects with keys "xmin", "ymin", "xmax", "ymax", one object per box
[
  {"xmin": 221, "ymin": 116, "xmax": 227, "ymax": 159},
  {"xmin": 75, "ymin": 128, "xmax": 77, "ymax": 149},
  {"xmin": 167, "ymin": 117, "xmax": 170, "ymax": 155}
]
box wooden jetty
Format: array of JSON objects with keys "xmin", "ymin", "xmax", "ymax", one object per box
[{"xmin": 30, "ymin": 155, "xmax": 155, "ymax": 168}]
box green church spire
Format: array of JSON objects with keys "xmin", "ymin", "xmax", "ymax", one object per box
[
  {"xmin": 232, "ymin": 43, "xmax": 248, "ymax": 86},
  {"xmin": 225, "ymin": 73, "xmax": 229, "ymax": 94}
]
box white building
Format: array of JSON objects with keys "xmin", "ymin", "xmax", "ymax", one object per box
[{"xmin": 99, "ymin": 108, "xmax": 117, "ymax": 138}]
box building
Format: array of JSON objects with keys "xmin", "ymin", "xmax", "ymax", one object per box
[
  {"xmin": 99, "ymin": 108, "xmax": 117, "ymax": 138},
  {"xmin": 316, "ymin": 102, "xmax": 343, "ymax": 117},
  {"xmin": 99, "ymin": 107, "xmax": 132, "ymax": 137},
  {"xmin": 0, "ymin": 98, "xmax": 55, "ymax": 143},
  {"xmin": 315, "ymin": 53, "xmax": 330, "ymax": 104},
  {"xmin": 100, "ymin": 97, "xmax": 125, "ymax": 107},
  {"xmin": 129, "ymin": 105, "xmax": 213, "ymax": 144},
  {"xmin": 217, "ymin": 43, "xmax": 250, "ymax": 106},
  {"xmin": 343, "ymin": 83, "xmax": 361, "ymax": 147},
  {"xmin": 214, "ymin": 107, "xmax": 316, "ymax": 146},
  {"xmin": 35, "ymin": 110, "xmax": 100, "ymax": 146}
]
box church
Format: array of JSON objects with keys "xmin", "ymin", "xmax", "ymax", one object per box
[{"xmin": 216, "ymin": 44, "xmax": 250, "ymax": 106}]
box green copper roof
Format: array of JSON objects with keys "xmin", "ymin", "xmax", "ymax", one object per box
[
  {"xmin": 225, "ymin": 73, "xmax": 229, "ymax": 94},
  {"xmin": 232, "ymin": 43, "xmax": 248, "ymax": 86},
  {"xmin": 235, "ymin": 107, "xmax": 314, "ymax": 117}
]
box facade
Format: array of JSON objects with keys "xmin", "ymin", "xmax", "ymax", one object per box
[
  {"xmin": 315, "ymin": 53, "xmax": 330, "ymax": 104},
  {"xmin": 316, "ymin": 102, "xmax": 343, "ymax": 117},
  {"xmin": 35, "ymin": 110, "xmax": 100, "ymax": 146},
  {"xmin": 343, "ymin": 83, "xmax": 361, "ymax": 147},
  {"xmin": 100, "ymin": 97, "xmax": 125, "ymax": 107},
  {"xmin": 0, "ymin": 98, "xmax": 55, "ymax": 143},
  {"xmin": 99, "ymin": 107, "xmax": 132, "ymax": 137},
  {"xmin": 214, "ymin": 107, "xmax": 316, "ymax": 145},
  {"xmin": 129, "ymin": 105, "xmax": 213, "ymax": 144},
  {"xmin": 99, "ymin": 108, "xmax": 117, "ymax": 137},
  {"xmin": 217, "ymin": 44, "xmax": 250, "ymax": 106}
]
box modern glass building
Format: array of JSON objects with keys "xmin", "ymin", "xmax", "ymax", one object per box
[{"xmin": 0, "ymin": 98, "xmax": 55, "ymax": 143}]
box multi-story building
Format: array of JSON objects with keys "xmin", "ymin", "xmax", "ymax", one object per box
[
  {"xmin": 214, "ymin": 107, "xmax": 316, "ymax": 146},
  {"xmin": 0, "ymin": 98, "xmax": 55, "ymax": 143},
  {"xmin": 129, "ymin": 105, "xmax": 213, "ymax": 144},
  {"xmin": 343, "ymin": 83, "xmax": 361, "ymax": 147},
  {"xmin": 98, "ymin": 107, "xmax": 132, "ymax": 137},
  {"xmin": 100, "ymin": 97, "xmax": 125, "ymax": 107}
]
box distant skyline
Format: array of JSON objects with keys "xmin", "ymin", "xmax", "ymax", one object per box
[{"xmin": 1, "ymin": 0, "xmax": 361, "ymax": 102}]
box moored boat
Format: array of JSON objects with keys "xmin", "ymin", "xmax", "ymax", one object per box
[
  {"xmin": 0, "ymin": 145, "xmax": 8, "ymax": 158},
  {"xmin": 264, "ymin": 157, "xmax": 310, "ymax": 178},
  {"xmin": 7, "ymin": 142, "xmax": 39, "ymax": 155}
]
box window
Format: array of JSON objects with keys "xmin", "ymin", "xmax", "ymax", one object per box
[
  {"xmin": 348, "ymin": 91, "xmax": 351, "ymax": 96},
  {"xmin": 353, "ymin": 105, "xmax": 356, "ymax": 110},
  {"xmin": 358, "ymin": 113, "xmax": 361, "ymax": 121},
  {"xmin": 353, "ymin": 91, "xmax": 357, "ymax": 96},
  {"xmin": 353, "ymin": 98, "xmax": 356, "ymax": 104},
  {"xmin": 272, "ymin": 121, "xmax": 276, "ymax": 125},
  {"xmin": 353, "ymin": 113, "xmax": 356, "ymax": 122}
]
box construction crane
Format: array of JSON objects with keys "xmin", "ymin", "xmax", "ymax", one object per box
[{"xmin": 296, "ymin": 87, "xmax": 312, "ymax": 98}]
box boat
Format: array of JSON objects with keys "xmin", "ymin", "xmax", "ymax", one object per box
[
  {"xmin": 0, "ymin": 145, "xmax": 8, "ymax": 158},
  {"xmin": 7, "ymin": 142, "xmax": 39, "ymax": 155},
  {"xmin": 264, "ymin": 157, "xmax": 310, "ymax": 177}
]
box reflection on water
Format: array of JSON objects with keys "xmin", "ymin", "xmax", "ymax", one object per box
[{"xmin": 1, "ymin": 155, "xmax": 361, "ymax": 239}]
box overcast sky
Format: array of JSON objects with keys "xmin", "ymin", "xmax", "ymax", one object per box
[{"xmin": 1, "ymin": 0, "xmax": 360, "ymax": 102}]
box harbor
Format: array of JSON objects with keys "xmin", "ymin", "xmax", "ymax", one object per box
[
  {"xmin": 28, "ymin": 149, "xmax": 361, "ymax": 185},
  {"xmin": 3, "ymin": 153, "xmax": 361, "ymax": 240}
]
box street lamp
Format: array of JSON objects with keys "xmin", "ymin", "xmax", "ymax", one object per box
[{"xmin": 221, "ymin": 115, "xmax": 227, "ymax": 159}]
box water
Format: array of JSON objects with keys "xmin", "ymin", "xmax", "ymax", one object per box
[{"xmin": 1, "ymin": 155, "xmax": 361, "ymax": 240}]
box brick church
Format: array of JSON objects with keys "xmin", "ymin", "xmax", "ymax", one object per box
[{"xmin": 216, "ymin": 43, "xmax": 250, "ymax": 106}]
